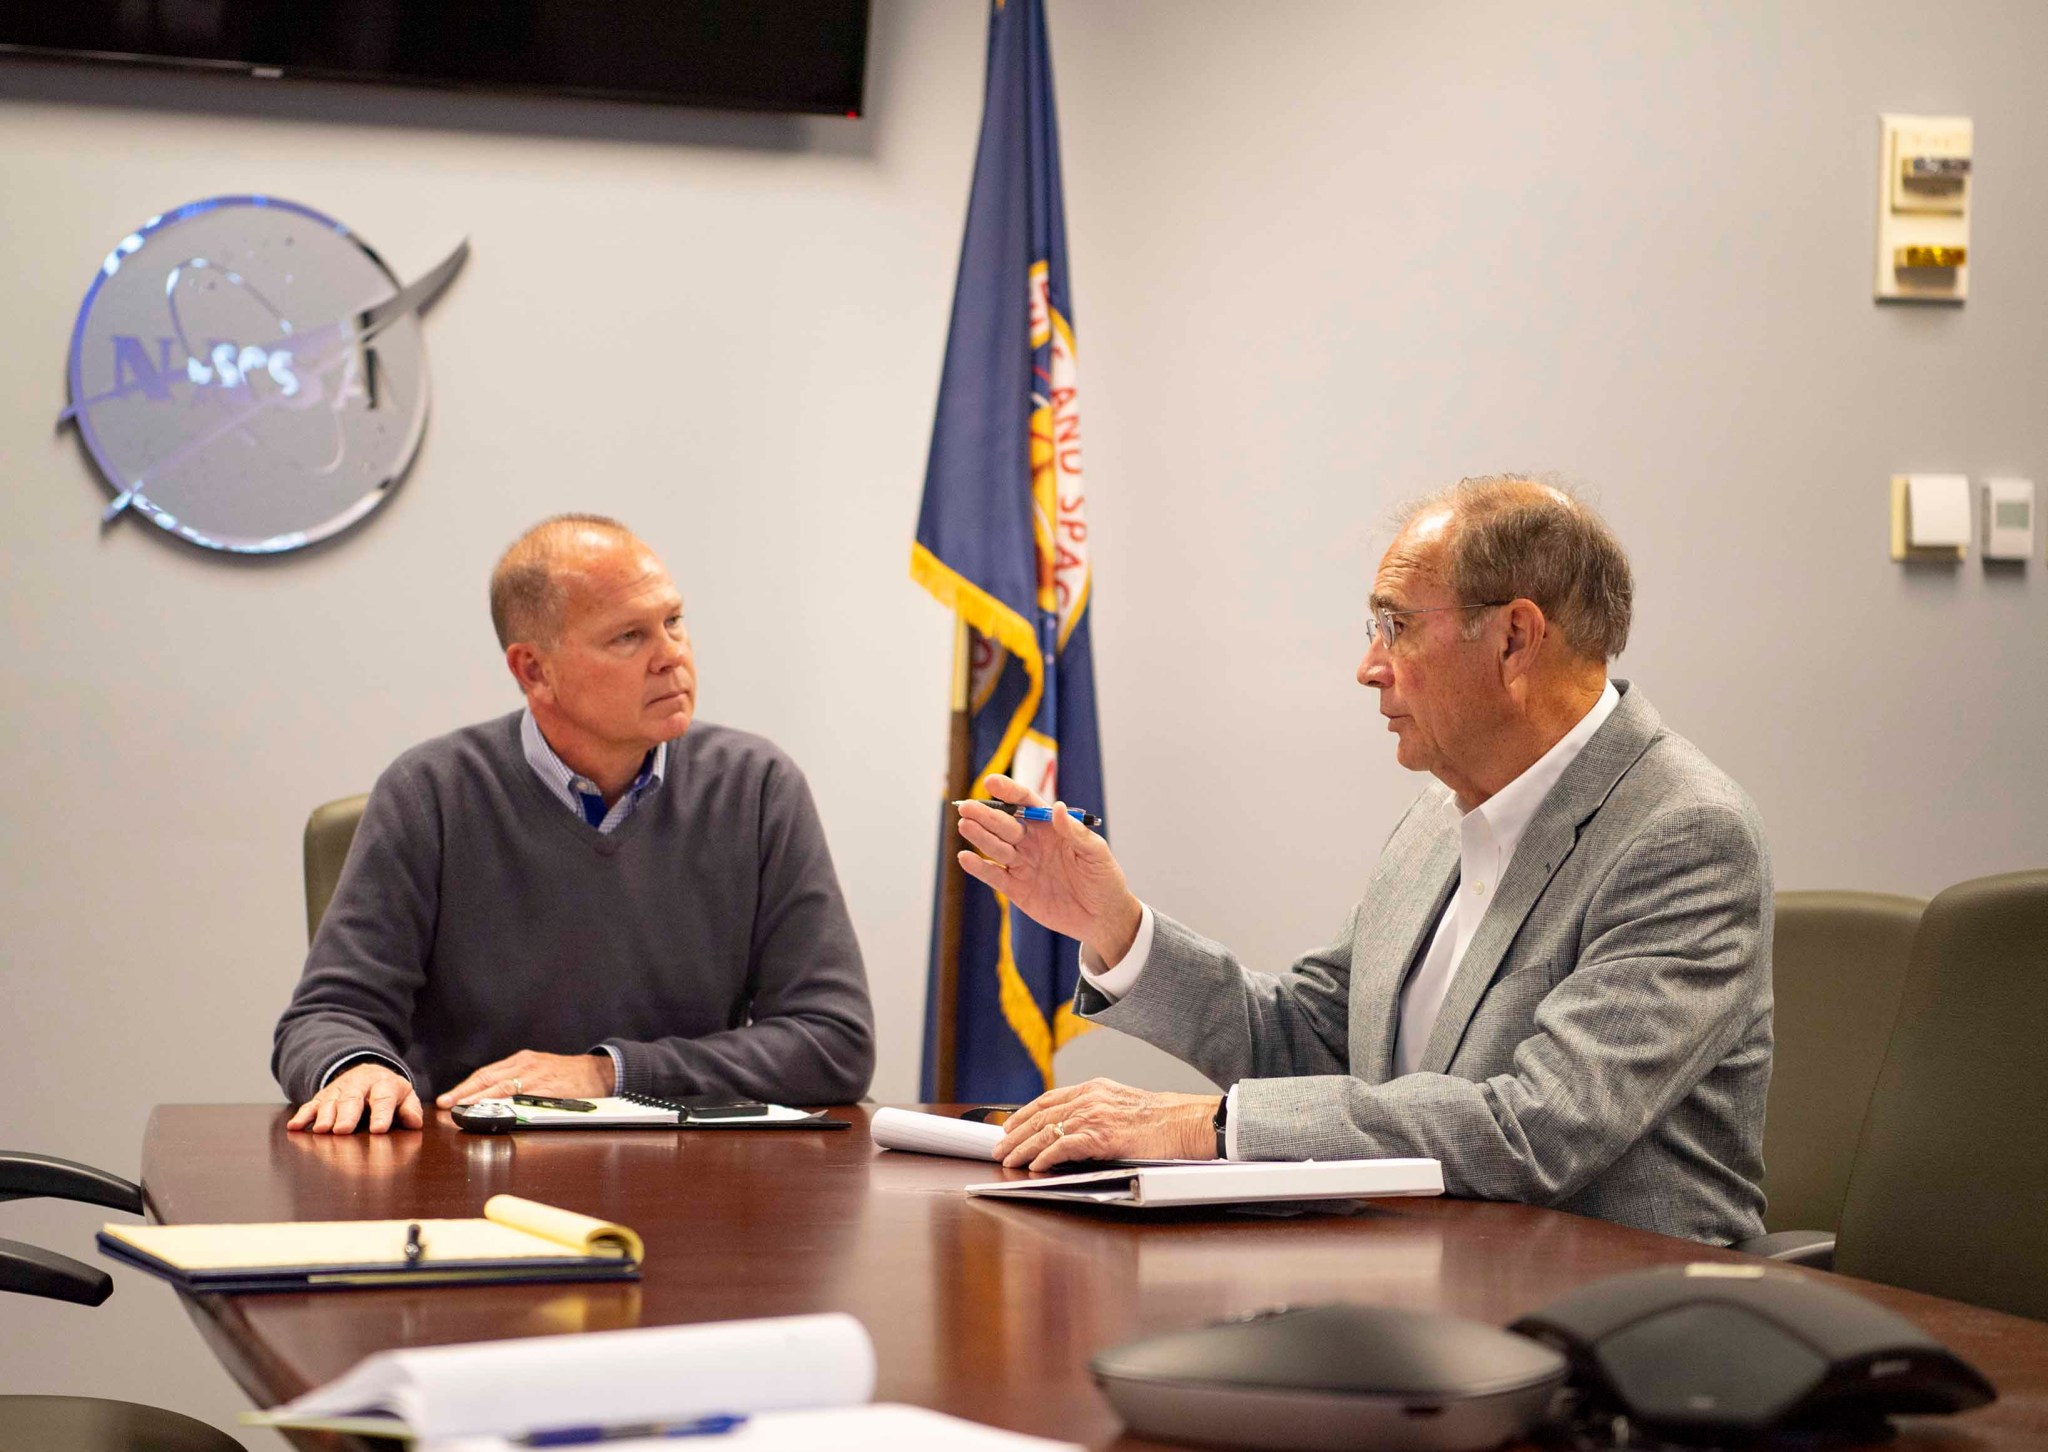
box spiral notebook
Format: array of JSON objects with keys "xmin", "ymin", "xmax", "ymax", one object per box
[{"xmin": 494, "ymin": 1093, "xmax": 849, "ymax": 1131}]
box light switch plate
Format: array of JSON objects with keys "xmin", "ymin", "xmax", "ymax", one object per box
[
  {"xmin": 1983, "ymin": 478, "xmax": 2035, "ymax": 562},
  {"xmin": 1876, "ymin": 114, "xmax": 1972, "ymax": 302},
  {"xmin": 1891, "ymin": 474, "xmax": 1969, "ymax": 561}
]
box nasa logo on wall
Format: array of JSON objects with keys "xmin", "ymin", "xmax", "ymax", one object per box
[{"xmin": 61, "ymin": 196, "xmax": 467, "ymax": 555}]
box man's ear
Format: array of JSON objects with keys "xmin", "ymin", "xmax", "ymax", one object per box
[
  {"xmin": 1498, "ymin": 599, "xmax": 1547, "ymax": 686},
  {"xmin": 505, "ymin": 642, "xmax": 552, "ymax": 704}
]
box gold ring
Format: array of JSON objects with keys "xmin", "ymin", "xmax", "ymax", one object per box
[
  {"xmin": 1052, "ymin": 1121, "xmax": 1066, "ymax": 1137},
  {"xmin": 511, "ymin": 1078, "xmax": 523, "ymax": 1094}
]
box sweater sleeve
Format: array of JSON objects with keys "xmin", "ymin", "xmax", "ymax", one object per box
[
  {"xmin": 603, "ymin": 755, "xmax": 875, "ymax": 1105},
  {"xmin": 270, "ymin": 758, "xmax": 440, "ymax": 1104}
]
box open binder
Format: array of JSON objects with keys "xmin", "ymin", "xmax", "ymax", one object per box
[
  {"xmin": 97, "ymin": 1194, "xmax": 641, "ymax": 1293},
  {"xmin": 966, "ymin": 1158, "xmax": 1445, "ymax": 1210}
]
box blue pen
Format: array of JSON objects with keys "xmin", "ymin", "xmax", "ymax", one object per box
[
  {"xmin": 960, "ymin": 800, "xmax": 1104, "ymax": 830},
  {"xmin": 518, "ymin": 1413, "xmax": 748, "ymax": 1446}
]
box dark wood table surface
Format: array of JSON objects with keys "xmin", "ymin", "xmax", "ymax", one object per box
[{"xmin": 141, "ymin": 1104, "xmax": 2048, "ymax": 1450}]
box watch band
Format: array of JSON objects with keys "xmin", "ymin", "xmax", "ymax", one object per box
[{"xmin": 1212, "ymin": 1093, "xmax": 1229, "ymax": 1159}]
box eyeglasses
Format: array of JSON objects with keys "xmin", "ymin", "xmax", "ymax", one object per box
[{"xmin": 1364, "ymin": 601, "xmax": 1511, "ymax": 649}]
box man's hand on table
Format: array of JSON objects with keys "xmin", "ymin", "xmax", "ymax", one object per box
[
  {"xmin": 436, "ymin": 1049, "xmax": 617, "ymax": 1109},
  {"xmin": 994, "ymin": 1078, "xmax": 1221, "ymax": 1170},
  {"xmin": 286, "ymin": 1061, "xmax": 423, "ymax": 1135}
]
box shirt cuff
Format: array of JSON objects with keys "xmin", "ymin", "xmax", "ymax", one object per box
[
  {"xmin": 1078, "ymin": 903, "xmax": 1156, "ymax": 1001},
  {"xmin": 593, "ymin": 1043, "xmax": 625, "ymax": 1093},
  {"xmin": 318, "ymin": 1050, "xmax": 411, "ymax": 1090},
  {"xmin": 1224, "ymin": 1082, "xmax": 1241, "ymax": 1161}
]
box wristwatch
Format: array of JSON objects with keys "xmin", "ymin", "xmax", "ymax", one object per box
[{"xmin": 1212, "ymin": 1093, "xmax": 1229, "ymax": 1159}]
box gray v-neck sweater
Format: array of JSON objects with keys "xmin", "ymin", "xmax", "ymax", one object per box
[{"xmin": 272, "ymin": 712, "xmax": 874, "ymax": 1105}]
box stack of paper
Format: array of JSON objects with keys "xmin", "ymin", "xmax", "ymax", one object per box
[{"xmin": 246, "ymin": 1313, "xmax": 1078, "ymax": 1451}]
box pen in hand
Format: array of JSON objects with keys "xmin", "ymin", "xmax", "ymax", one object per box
[{"xmin": 957, "ymin": 800, "xmax": 1104, "ymax": 829}]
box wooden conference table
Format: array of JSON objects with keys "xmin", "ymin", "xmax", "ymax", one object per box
[{"xmin": 142, "ymin": 1104, "xmax": 2048, "ymax": 1451}]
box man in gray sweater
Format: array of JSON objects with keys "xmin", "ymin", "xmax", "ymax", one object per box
[{"xmin": 274, "ymin": 514, "xmax": 875, "ymax": 1134}]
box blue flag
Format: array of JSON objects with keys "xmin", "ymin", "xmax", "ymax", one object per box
[{"xmin": 912, "ymin": 0, "xmax": 1103, "ymax": 1103}]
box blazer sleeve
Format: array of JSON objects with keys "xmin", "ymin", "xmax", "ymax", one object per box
[
  {"xmin": 1231, "ymin": 800, "xmax": 1770, "ymax": 1204},
  {"xmin": 1075, "ymin": 907, "xmax": 1360, "ymax": 1084},
  {"xmin": 1073, "ymin": 792, "xmax": 1443, "ymax": 1083},
  {"xmin": 602, "ymin": 756, "xmax": 876, "ymax": 1106}
]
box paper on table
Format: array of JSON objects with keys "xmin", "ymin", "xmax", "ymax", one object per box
[
  {"xmin": 246, "ymin": 1313, "xmax": 874, "ymax": 1442},
  {"xmin": 870, "ymin": 1106, "xmax": 1003, "ymax": 1160},
  {"xmin": 492, "ymin": 1097, "xmax": 822, "ymax": 1128},
  {"xmin": 103, "ymin": 1195, "xmax": 639, "ymax": 1272},
  {"xmin": 425, "ymin": 1404, "xmax": 1083, "ymax": 1452}
]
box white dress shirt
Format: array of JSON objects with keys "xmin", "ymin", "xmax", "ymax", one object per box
[{"xmin": 1081, "ymin": 682, "xmax": 1620, "ymax": 1157}]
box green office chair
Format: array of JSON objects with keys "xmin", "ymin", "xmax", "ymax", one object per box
[
  {"xmin": 1830, "ymin": 869, "xmax": 2048, "ymax": 1319},
  {"xmin": 1758, "ymin": 890, "xmax": 1924, "ymax": 1234},
  {"xmin": 0, "ymin": 1153, "xmax": 244, "ymax": 1452},
  {"xmin": 1750, "ymin": 871, "xmax": 2048, "ymax": 1322},
  {"xmin": 304, "ymin": 793, "xmax": 369, "ymax": 941}
]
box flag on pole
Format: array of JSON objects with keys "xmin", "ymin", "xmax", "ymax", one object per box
[{"xmin": 911, "ymin": 0, "xmax": 1103, "ymax": 1104}]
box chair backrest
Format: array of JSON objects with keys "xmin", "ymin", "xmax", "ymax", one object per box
[
  {"xmin": 1834, "ymin": 869, "xmax": 2048, "ymax": 1320},
  {"xmin": 1760, "ymin": 890, "xmax": 1923, "ymax": 1233},
  {"xmin": 303, "ymin": 794, "xmax": 369, "ymax": 943}
]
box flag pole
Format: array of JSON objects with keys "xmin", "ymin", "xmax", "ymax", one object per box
[{"xmin": 931, "ymin": 615, "xmax": 974, "ymax": 1102}]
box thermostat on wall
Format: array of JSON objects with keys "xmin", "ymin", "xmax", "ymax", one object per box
[{"xmin": 1982, "ymin": 478, "xmax": 2035, "ymax": 562}]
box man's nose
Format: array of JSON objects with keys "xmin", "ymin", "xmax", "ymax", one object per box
[{"xmin": 1357, "ymin": 641, "xmax": 1392, "ymax": 688}]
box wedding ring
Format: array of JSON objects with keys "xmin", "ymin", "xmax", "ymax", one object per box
[
  {"xmin": 511, "ymin": 1078, "xmax": 523, "ymax": 1094},
  {"xmin": 1052, "ymin": 1121, "xmax": 1066, "ymax": 1138}
]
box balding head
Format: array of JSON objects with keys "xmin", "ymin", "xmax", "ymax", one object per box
[
  {"xmin": 1396, "ymin": 475, "xmax": 1633, "ymax": 663},
  {"xmin": 489, "ymin": 514, "xmax": 640, "ymax": 649}
]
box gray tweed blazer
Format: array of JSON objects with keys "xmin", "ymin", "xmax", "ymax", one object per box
[{"xmin": 1076, "ymin": 681, "xmax": 1773, "ymax": 1245}]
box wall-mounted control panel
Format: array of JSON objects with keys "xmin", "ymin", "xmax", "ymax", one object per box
[
  {"xmin": 1982, "ymin": 478, "xmax": 2035, "ymax": 563},
  {"xmin": 1875, "ymin": 114, "xmax": 1972, "ymax": 303},
  {"xmin": 1890, "ymin": 474, "xmax": 1970, "ymax": 561}
]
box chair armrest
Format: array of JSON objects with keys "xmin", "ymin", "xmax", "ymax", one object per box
[
  {"xmin": 0, "ymin": 1235, "xmax": 114, "ymax": 1306},
  {"xmin": 1734, "ymin": 1230, "xmax": 1837, "ymax": 1269},
  {"xmin": 0, "ymin": 1152, "xmax": 143, "ymax": 1214}
]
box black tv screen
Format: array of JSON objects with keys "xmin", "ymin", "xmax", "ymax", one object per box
[{"xmin": 0, "ymin": 1, "xmax": 871, "ymax": 115}]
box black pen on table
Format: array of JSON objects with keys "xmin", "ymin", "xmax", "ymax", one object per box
[
  {"xmin": 513, "ymin": 1093, "xmax": 598, "ymax": 1112},
  {"xmin": 956, "ymin": 799, "xmax": 1104, "ymax": 829},
  {"xmin": 403, "ymin": 1222, "xmax": 425, "ymax": 1266}
]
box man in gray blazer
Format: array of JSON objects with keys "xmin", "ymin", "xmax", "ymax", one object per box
[{"xmin": 958, "ymin": 476, "xmax": 1772, "ymax": 1245}]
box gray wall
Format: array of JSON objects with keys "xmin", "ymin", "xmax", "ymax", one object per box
[{"xmin": 2, "ymin": 1, "xmax": 2042, "ymax": 1439}]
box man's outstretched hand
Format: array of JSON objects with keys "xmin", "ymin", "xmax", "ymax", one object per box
[
  {"xmin": 286, "ymin": 1061, "xmax": 423, "ymax": 1135},
  {"xmin": 955, "ymin": 773, "xmax": 1144, "ymax": 967}
]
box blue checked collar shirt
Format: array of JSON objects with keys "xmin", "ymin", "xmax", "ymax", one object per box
[{"xmin": 519, "ymin": 707, "xmax": 668, "ymax": 834}]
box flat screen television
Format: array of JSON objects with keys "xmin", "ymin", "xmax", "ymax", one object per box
[{"xmin": 0, "ymin": 1, "xmax": 871, "ymax": 116}]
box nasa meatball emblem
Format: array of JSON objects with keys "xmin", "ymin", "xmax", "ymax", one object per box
[{"xmin": 61, "ymin": 196, "xmax": 467, "ymax": 554}]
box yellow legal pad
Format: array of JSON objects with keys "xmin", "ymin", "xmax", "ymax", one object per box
[{"xmin": 98, "ymin": 1194, "xmax": 642, "ymax": 1293}]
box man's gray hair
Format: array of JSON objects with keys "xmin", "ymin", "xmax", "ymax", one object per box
[
  {"xmin": 1401, "ymin": 475, "xmax": 1633, "ymax": 662},
  {"xmin": 489, "ymin": 513, "xmax": 636, "ymax": 649}
]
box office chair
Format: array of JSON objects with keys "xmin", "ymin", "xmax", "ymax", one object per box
[
  {"xmin": 1747, "ymin": 870, "xmax": 2048, "ymax": 1323},
  {"xmin": 303, "ymin": 792, "xmax": 369, "ymax": 941},
  {"xmin": 1757, "ymin": 890, "xmax": 1923, "ymax": 1234},
  {"xmin": 0, "ymin": 1152, "xmax": 244, "ymax": 1452}
]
